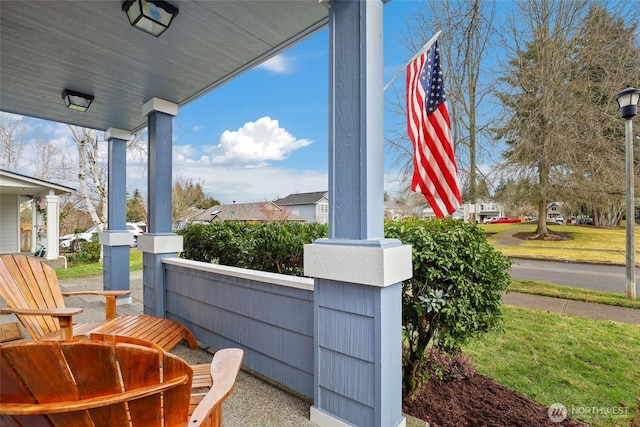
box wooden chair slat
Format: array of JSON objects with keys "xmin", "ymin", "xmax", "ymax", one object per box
[
  {"xmin": 163, "ymin": 352, "xmax": 193, "ymax": 426},
  {"xmin": 0, "ymin": 258, "xmax": 52, "ymax": 339},
  {"xmin": 17, "ymin": 256, "xmax": 64, "ymax": 336},
  {"xmin": 0, "ymin": 352, "xmax": 54, "ymax": 427},
  {"xmin": 0, "ymin": 413, "xmax": 52, "ymax": 427},
  {"xmin": 61, "ymin": 341, "xmax": 130, "ymax": 426},
  {"xmin": 1, "ymin": 342, "xmax": 78, "ymax": 402},
  {"xmin": 116, "ymin": 343, "xmax": 163, "ymax": 426},
  {"xmin": 60, "ymin": 341, "xmax": 121, "ymax": 396}
]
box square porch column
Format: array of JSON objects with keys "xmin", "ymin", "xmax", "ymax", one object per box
[
  {"xmin": 137, "ymin": 98, "xmax": 183, "ymax": 317},
  {"xmin": 305, "ymin": 1, "xmax": 412, "ymax": 426},
  {"xmin": 99, "ymin": 128, "xmax": 133, "ymax": 304}
]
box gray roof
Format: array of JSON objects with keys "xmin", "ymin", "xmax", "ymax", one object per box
[
  {"xmin": 191, "ymin": 202, "xmax": 305, "ymax": 222},
  {"xmin": 273, "ymin": 191, "xmax": 328, "ymax": 206}
]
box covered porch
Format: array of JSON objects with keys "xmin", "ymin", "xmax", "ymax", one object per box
[{"xmin": 0, "ymin": 1, "xmax": 412, "ymax": 425}]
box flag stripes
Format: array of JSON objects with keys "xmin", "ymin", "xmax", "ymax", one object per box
[{"xmin": 406, "ymin": 39, "xmax": 461, "ymax": 217}]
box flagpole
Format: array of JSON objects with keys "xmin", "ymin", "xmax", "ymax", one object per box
[{"xmin": 383, "ymin": 30, "xmax": 442, "ymax": 92}]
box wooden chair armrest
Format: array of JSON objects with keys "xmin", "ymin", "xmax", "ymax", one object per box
[
  {"xmin": 1, "ymin": 308, "xmax": 83, "ymax": 340},
  {"xmin": 189, "ymin": 348, "xmax": 244, "ymax": 427},
  {"xmin": 62, "ymin": 290, "xmax": 131, "ymax": 320},
  {"xmin": 1, "ymin": 307, "xmax": 83, "ymax": 317},
  {"xmin": 0, "ymin": 374, "xmax": 189, "ymax": 416}
]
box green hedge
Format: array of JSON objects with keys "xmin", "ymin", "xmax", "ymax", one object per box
[{"xmin": 179, "ymin": 221, "xmax": 328, "ymax": 276}]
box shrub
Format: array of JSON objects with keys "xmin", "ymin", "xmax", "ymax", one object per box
[
  {"xmin": 385, "ymin": 217, "xmax": 511, "ymax": 401},
  {"xmin": 75, "ymin": 235, "xmax": 101, "ymax": 263},
  {"xmin": 179, "ymin": 221, "xmax": 328, "ymax": 275},
  {"xmin": 423, "ymin": 347, "xmax": 475, "ymax": 382}
]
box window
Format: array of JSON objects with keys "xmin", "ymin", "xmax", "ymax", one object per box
[{"xmin": 319, "ymin": 203, "xmax": 328, "ymax": 214}]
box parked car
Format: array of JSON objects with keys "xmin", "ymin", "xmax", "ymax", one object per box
[
  {"xmin": 126, "ymin": 223, "xmax": 145, "ymax": 247},
  {"xmin": 576, "ymin": 217, "xmax": 593, "ymax": 225},
  {"xmin": 60, "ymin": 222, "xmax": 144, "ymax": 251},
  {"xmin": 59, "ymin": 225, "xmax": 99, "ymax": 250},
  {"xmin": 483, "ymin": 217, "xmax": 499, "ymax": 224},
  {"xmin": 487, "ymin": 217, "xmax": 522, "ymax": 224},
  {"xmin": 555, "ymin": 215, "xmax": 565, "ymax": 224}
]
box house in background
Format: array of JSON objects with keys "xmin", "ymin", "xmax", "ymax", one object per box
[
  {"xmin": 190, "ymin": 201, "xmax": 305, "ymax": 223},
  {"xmin": 0, "ymin": 169, "xmax": 73, "ymax": 263},
  {"xmin": 464, "ymin": 200, "xmax": 504, "ymax": 223},
  {"xmin": 384, "ymin": 200, "xmax": 418, "ymax": 219},
  {"xmin": 273, "ymin": 191, "xmax": 329, "ymax": 224},
  {"xmin": 547, "ymin": 202, "xmax": 564, "ymax": 221}
]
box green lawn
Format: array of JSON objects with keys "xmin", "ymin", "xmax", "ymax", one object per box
[
  {"xmin": 55, "ymin": 249, "xmax": 143, "ymax": 281},
  {"xmin": 509, "ymin": 280, "xmax": 640, "ymax": 309},
  {"xmin": 481, "ymin": 223, "xmax": 636, "ymax": 264},
  {"xmin": 464, "ymin": 306, "xmax": 640, "ymax": 427}
]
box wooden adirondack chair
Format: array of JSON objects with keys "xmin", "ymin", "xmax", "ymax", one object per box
[
  {"xmin": 0, "ymin": 254, "xmax": 197, "ymax": 351},
  {"xmin": 0, "ymin": 340, "xmax": 244, "ymax": 427}
]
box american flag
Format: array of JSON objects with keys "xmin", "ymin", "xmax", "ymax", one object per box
[{"xmin": 406, "ymin": 39, "xmax": 461, "ymax": 217}]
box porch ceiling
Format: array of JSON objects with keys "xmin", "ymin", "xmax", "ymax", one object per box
[{"xmin": 0, "ymin": 0, "xmax": 328, "ymax": 133}]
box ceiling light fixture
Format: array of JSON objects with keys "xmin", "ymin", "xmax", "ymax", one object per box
[
  {"xmin": 62, "ymin": 89, "xmax": 94, "ymax": 112},
  {"xmin": 122, "ymin": 0, "xmax": 179, "ymax": 37}
]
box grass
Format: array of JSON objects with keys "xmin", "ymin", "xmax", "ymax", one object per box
[
  {"xmin": 463, "ymin": 306, "xmax": 640, "ymax": 427},
  {"xmin": 481, "ymin": 223, "xmax": 636, "ymax": 265},
  {"xmin": 56, "ymin": 249, "xmax": 143, "ymax": 281},
  {"xmin": 509, "ymin": 280, "xmax": 640, "ymax": 309}
]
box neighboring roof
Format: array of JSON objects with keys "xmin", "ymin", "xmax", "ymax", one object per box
[
  {"xmin": 0, "ymin": 2, "xmax": 328, "ymax": 133},
  {"xmin": 191, "ymin": 202, "xmax": 305, "ymax": 222},
  {"xmin": 273, "ymin": 191, "xmax": 328, "ymax": 206},
  {"xmin": 0, "ymin": 169, "xmax": 75, "ymax": 196}
]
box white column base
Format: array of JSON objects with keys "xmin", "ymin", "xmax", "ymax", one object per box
[
  {"xmin": 116, "ymin": 296, "xmax": 132, "ymax": 305},
  {"xmin": 310, "ymin": 407, "xmax": 406, "ymax": 427},
  {"xmin": 137, "ymin": 234, "xmax": 183, "ymax": 254},
  {"xmin": 310, "ymin": 407, "xmax": 352, "ymax": 427},
  {"xmin": 99, "ymin": 231, "xmax": 134, "ymax": 247},
  {"xmin": 304, "ymin": 242, "xmax": 412, "ymax": 286}
]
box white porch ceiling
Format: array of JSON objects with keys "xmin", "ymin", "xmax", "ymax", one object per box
[{"xmin": 0, "ymin": 0, "xmax": 328, "ymax": 133}]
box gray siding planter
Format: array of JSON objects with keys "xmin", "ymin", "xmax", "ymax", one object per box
[{"xmin": 163, "ymin": 258, "xmax": 315, "ymax": 398}]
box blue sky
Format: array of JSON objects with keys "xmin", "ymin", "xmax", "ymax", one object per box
[
  {"xmin": 166, "ymin": 0, "xmax": 422, "ymax": 204},
  {"xmin": 3, "ymin": 1, "xmax": 429, "ymax": 205}
]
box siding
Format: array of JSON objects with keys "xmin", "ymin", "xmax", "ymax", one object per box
[
  {"xmin": 0, "ymin": 194, "xmax": 19, "ymax": 254},
  {"xmin": 163, "ymin": 258, "xmax": 315, "ymax": 397}
]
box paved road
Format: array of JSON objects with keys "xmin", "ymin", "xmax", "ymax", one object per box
[{"xmin": 510, "ymin": 258, "xmax": 639, "ymax": 295}]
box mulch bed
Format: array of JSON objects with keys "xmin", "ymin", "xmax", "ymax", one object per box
[{"xmin": 403, "ymin": 374, "xmax": 588, "ymax": 427}]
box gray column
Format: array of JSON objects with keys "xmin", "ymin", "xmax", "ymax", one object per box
[
  {"xmin": 137, "ymin": 98, "xmax": 182, "ymax": 317},
  {"xmin": 328, "ymin": 0, "xmax": 384, "ymax": 241},
  {"xmin": 304, "ymin": 1, "xmax": 412, "ymax": 426},
  {"xmin": 99, "ymin": 128, "xmax": 133, "ymax": 302}
]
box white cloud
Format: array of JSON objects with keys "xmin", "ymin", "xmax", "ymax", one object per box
[
  {"xmin": 208, "ymin": 117, "xmax": 312, "ymax": 165},
  {"xmin": 123, "ymin": 158, "xmax": 327, "ymax": 205},
  {"xmin": 258, "ymin": 55, "xmax": 294, "ymax": 74}
]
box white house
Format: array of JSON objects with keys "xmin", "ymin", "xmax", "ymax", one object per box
[{"xmin": 0, "ymin": 169, "xmax": 73, "ymax": 261}]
